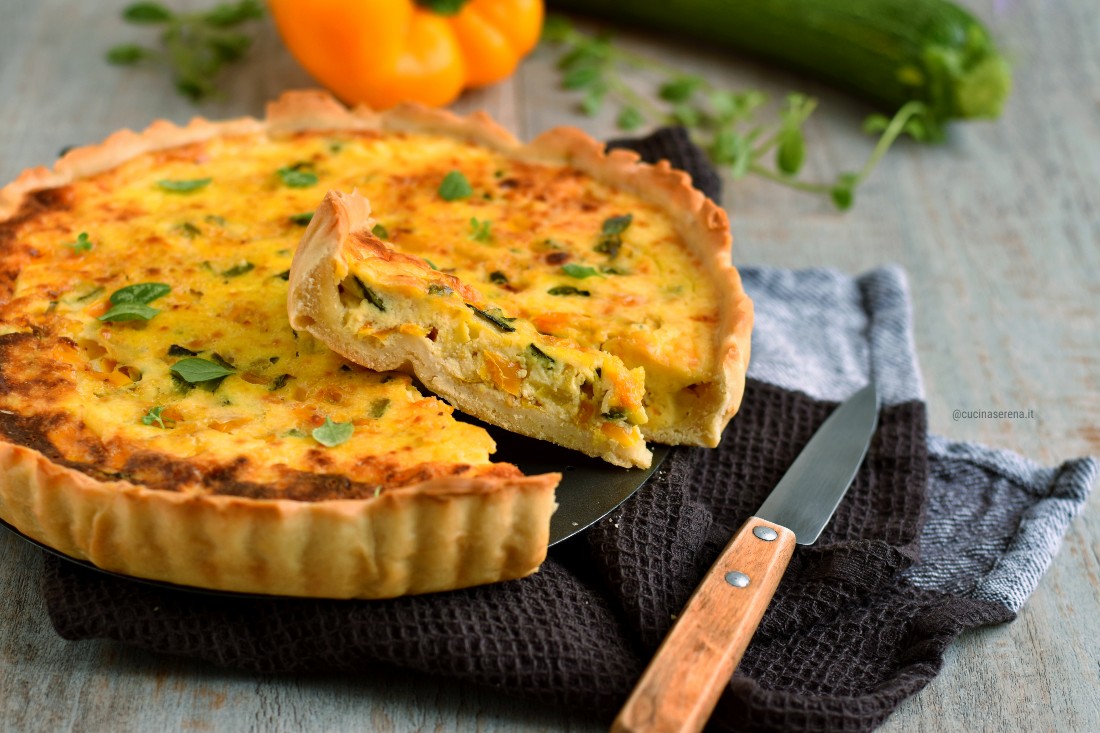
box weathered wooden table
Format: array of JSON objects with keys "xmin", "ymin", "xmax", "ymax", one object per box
[{"xmin": 2, "ymin": 1, "xmax": 1097, "ymax": 730}]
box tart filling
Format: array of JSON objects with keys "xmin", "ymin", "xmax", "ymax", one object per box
[{"xmin": 291, "ymin": 191, "xmax": 651, "ymax": 468}]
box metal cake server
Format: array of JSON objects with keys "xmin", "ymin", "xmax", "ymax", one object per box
[
  {"xmin": 479, "ymin": 419, "xmax": 669, "ymax": 546},
  {"xmin": 612, "ymin": 383, "xmax": 880, "ymax": 733}
]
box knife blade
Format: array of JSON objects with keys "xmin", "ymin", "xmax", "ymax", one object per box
[{"xmin": 612, "ymin": 383, "xmax": 880, "ymax": 733}]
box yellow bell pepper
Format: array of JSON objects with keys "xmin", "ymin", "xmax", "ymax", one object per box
[{"xmin": 268, "ymin": 0, "xmax": 544, "ymax": 109}]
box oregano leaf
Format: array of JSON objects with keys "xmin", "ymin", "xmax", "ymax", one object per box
[
  {"xmin": 438, "ymin": 170, "xmax": 473, "ymax": 201},
  {"xmin": 99, "ymin": 303, "xmax": 160, "ymax": 322},
  {"xmin": 312, "ymin": 417, "xmax": 354, "ymax": 447},
  {"xmin": 616, "ymin": 106, "xmax": 645, "ymax": 131},
  {"xmin": 170, "ymin": 357, "xmax": 235, "ymax": 383},
  {"xmin": 123, "ymin": 3, "xmax": 173, "ymax": 23},
  {"xmin": 776, "ymin": 128, "xmax": 806, "ymax": 175},
  {"xmin": 110, "ymin": 282, "xmax": 170, "ymax": 305}
]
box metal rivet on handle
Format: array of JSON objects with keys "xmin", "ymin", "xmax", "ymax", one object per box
[
  {"xmin": 725, "ymin": 571, "xmax": 750, "ymax": 588},
  {"xmin": 753, "ymin": 525, "xmax": 778, "ymax": 542}
]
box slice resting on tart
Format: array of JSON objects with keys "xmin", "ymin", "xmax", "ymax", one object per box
[
  {"xmin": 289, "ymin": 190, "xmax": 652, "ymax": 468},
  {"xmin": 0, "ymin": 90, "xmax": 752, "ymax": 599}
]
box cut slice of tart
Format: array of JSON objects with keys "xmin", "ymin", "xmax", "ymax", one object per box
[{"xmin": 289, "ymin": 191, "xmax": 652, "ymax": 468}]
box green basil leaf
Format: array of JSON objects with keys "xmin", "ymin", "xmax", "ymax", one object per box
[
  {"xmin": 157, "ymin": 178, "xmax": 212, "ymax": 193},
  {"xmin": 371, "ymin": 223, "xmax": 389, "ymax": 239},
  {"xmin": 110, "ymin": 282, "xmax": 171, "ymax": 305},
  {"xmin": 99, "ymin": 303, "xmax": 160, "ymax": 322},
  {"xmin": 289, "ymin": 212, "xmax": 314, "ymax": 226},
  {"xmin": 312, "ymin": 417, "xmax": 354, "ymax": 447},
  {"xmin": 170, "ymin": 357, "xmax": 235, "ymax": 383},
  {"xmin": 438, "ymin": 170, "xmax": 473, "ymax": 201}
]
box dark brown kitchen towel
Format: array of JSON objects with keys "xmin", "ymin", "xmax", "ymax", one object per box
[
  {"xmin": 40, "ymin": 129, "xmax": 1096, "ymax": 733},
  {"xmin": 43, "ymin": 382, "xmax": 934, "ymax": 731}
]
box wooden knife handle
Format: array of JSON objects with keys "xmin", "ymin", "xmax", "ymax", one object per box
[{"xmin": 611, "ymin": 517, "xmax": 796, "ymax": 733}]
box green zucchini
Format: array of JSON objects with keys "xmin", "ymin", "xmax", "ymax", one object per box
[{"xmin": 546, "ymin": 0, "xmax": 1011, "ymax": 135}]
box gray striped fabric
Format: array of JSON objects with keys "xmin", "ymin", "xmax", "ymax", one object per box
[{"xmin": 741, "ymin": 265, "xmax": 1097, "ymax": 613}]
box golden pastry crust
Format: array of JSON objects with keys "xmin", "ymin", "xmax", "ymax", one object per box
[
  {"xmin": 0, "ymin": 442, "xmax": 553, "ymax": 598},
  {"xmin": 288, "ymin": 190, "xmax": 653, "ymax": 469},
  {"xmin": 0, "ymin": 91, "xmax": 560, "ymax": 599}
]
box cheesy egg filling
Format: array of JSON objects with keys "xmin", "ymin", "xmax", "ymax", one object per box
[
  {"xmin": 335, "ymin": 225, "xmax": 649, "ymax": 467},
  {"xmin": 0, "ymin": 127, "xmax": 719, "ymax": 497}
]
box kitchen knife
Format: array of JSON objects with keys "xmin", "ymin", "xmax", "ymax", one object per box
[{"xmin": 612, "ymin": 383, "xmax": 880, "ymax": 733}]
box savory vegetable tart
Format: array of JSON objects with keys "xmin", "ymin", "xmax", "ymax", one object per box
[{"xmin": 0, "ymin": 90, "xmax": 751, "ymax": 598}]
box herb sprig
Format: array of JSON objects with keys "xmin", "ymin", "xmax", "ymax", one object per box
[
  {"xmin": 541, "ymin": 16, "xmax": 931, "ymax": 210},
  {"xmin": 65, "ymin": 232, "xmax": 94, "ymax": 254},
  {"xmin": 468, "ymin": 217, "xmax": 493, "ymax": 243},
  {"xmin": 107, "ymin": 1, "xmax": 264, "ymax": 102},
  {"xmin": 142, "ymin": 405, "xmax": 170, "ymax": 429}
]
